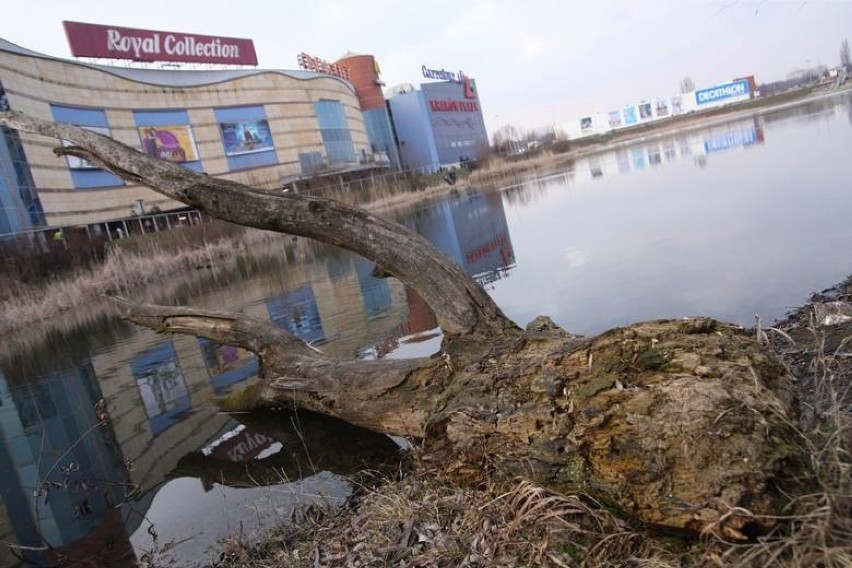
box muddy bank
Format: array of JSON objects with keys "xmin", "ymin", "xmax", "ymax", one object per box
[{"xmin": 770, "ymin": 276, "xmax": 852, "ymax": 421}]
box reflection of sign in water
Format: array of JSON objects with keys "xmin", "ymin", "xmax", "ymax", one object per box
[
  {"xmin": 623, "ymin": 106, "xmax": 638, "ymax": 125},
  {"xmin": 219, "ymin": 119, "xmax": 274, "ymax": 156},
  {"xmin": 63, "ymin": 126, "xmax": 110, "ymax": 169},
  {"xmin": 703, "ymin": 127, "xmax": 759, "ymax": 153},
  {"xmin": 130, "ymin": 342, "xmax": 191, "ymax": 436},
  {"xmin": 464, "ymin": 233, "xmax": 514, "ymax": 265},
  {"xmin": 209, "ymin": 427, "xmax": 278, "ymax": 462},
  {"xmin": 695, "ymin": 79, "xmax": 750, "ymax": 105},
  {"xmin": 616, "ymin": 150, "xmax": 631, "ymax": 173},
  {"xmin": 138, "ymin": 125, "xmax": 198, "ymax": 162},
  {"xmin": 647, "ymin": 144, "xmax": 662, "ymax": 165},
  {"xmin": 632, "ymin": 147, "xmax": 646, "ymax": 169},
  {"xmin": 199, "ymin": 338, "xmax": 258, "ymax": 393}
]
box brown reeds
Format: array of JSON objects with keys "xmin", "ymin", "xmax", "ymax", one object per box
[{"xmin": 0, "ymin": 224, "xmax": 290, "ymax": 336}]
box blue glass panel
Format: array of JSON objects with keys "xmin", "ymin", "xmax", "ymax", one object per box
[
  {"xmin": 69, "ymin": 170, "xmax": 125, "ymax": 189},
  {"xmin": 50, "ymin": 106, "xmax": 109, "ymax": 128},
  {"xmin": 355, "ymin": 257, "xmax": 391, "ymax": 318},
  {"xmin": 314, "ymin": 101, "xmax": 355, "ymax": 164},
  {"xmin": 226, "ymin": 150, "xmax": 277, "ymax": 171}
]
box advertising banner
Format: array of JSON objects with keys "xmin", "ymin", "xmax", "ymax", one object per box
[
  {"xmin": 638, "ymin": 103, "xmax": 653, "ymax": 120},
  {"xmin": 623, "ymin": 106, "xmax": 638, "ymax": 125},
  {"xmin": 63, "ymin": 21, "xmax": 258, "ymax": 65},
  {"xmin": 62, "ymin": 126, "xmax": 109, "ymax": 169},
  {"xmin": 607, "ymin": 111, "xmax": 622, "ymax": 128},
  {"xmin": 655, "ymin": 99, "xmax": 669, "ymax": 117},
  {"xmin": 695, "ymin": 79, "xmax": 750, "ymax": 106},
  {"xmin": 580, "ymin": 117, "xmax": 593, "ymax": 132},
  {"xmin": 138, "ymin": 125, "xmax": 198, "ymax": 162},
  {"xmin": 670, "ymin": 95, "xmax": 684, "ymax": 115},
  {"xmin": 219, "ymin": 119, "xmax": 274, "ymax": 156}
]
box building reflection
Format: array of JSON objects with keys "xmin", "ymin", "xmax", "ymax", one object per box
[
  {"xmin": 579, "ymin": 117, "xmax": 766, "ymax": 181},
  {"xmin": 0, "ymin": 184, "xmax": 518, "ymax": 565},
  {"xmin": 405, "ymin": 191, "xmax": 516, "ymax": 287},
  {"xmin": 0, "ymin": 365, "xmax": 132, "ymax": 566}
]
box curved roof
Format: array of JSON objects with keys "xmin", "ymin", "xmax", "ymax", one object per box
[{"xmin": 0, "ymin": 36, "xmax": 352, "ymax": 90}]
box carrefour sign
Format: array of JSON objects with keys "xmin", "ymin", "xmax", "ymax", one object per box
[{"xmin": 695, "ymin": 80, "xmax": 750, "ymax": 105}]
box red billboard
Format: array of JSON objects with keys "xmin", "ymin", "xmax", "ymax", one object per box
[{"xmin": 63, "ymin": 21, "xmax": 258, "ymax": 66}]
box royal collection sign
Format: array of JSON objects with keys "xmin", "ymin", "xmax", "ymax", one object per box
[{"xmin": 63, "ymin": 21, "xmax": 258, "ymax": 65}]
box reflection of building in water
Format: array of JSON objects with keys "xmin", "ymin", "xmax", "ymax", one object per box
[
  {"xmin": 0, "ymin": 194, "xmax": 517, "ymax": 563},
  {"xmin": 258, "ymin": 253, "xmax": 409, "ymax": 358},
  {"xmin": 406, "ymin": 192, "xmax": 516, "ymax": 286},
  {"xmin": 0, "ymin": 366, "xmax": 131, "ymax": 567},
  {"xmin": 577, "ymin": 117, "xmax": 766, "ymax": 181}
]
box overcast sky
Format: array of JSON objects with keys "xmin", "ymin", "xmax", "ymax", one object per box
[{"xmin": 1, "ymin": 0, "xmax": 850, "ymax": 134}]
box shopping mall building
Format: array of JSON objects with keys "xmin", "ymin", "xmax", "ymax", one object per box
[{"xmin": 0, "ymin": 22, "xmax": 460, "ymax": 238}]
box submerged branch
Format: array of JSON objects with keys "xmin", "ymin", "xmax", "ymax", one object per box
[
  {"xmin": 117, "ymin": 298, "xmax": 440, "ymax": 436},
  {"xmin": 116, "ymin": 298, "xmax": 318, "ymax": 357}
]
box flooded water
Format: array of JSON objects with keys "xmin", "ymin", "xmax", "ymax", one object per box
[{"xmin": 2, "ymin": 91, "xmax": 852, "ymax": 566}]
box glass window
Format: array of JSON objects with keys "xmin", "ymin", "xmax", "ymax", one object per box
[{"xmin": 314, "ymin": 101, "xmax": 356, "ymax": 165}]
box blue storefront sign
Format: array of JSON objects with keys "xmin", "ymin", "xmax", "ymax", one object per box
[{"xmin": 695, "ymin": 80, "xmax": 750, "ymax": 105}]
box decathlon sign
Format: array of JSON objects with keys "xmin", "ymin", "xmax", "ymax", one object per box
[
  {"xmin": 695, "ymin": 79, "xmax": 750, "ymax": 105},
  {"xmin": 63, "ymin": 21, "xmax": 258, "ymax": 65}
]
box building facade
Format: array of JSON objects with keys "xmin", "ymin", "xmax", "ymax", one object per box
[
  {"xmin": 388, "ymin": 74, "xmax": 488, "ymax": 172},
  {"xmin": 0, "ymin": 37, "xmax": 377, "ymax": 234},
  {"xmin": 335, "ymin": 53, "xmax": 402, "ymax": 170}
]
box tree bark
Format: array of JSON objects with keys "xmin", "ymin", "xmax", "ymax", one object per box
[{"xmin": 0, "ymin": 111, "xmax": 806, "ymax": 539}]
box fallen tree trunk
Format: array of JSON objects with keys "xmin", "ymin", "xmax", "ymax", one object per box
[{"xmin": 0, "ymin": 111, "xmax": 806, "ymax": 539}]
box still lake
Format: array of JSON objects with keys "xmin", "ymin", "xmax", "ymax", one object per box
[{"xmin": 2, "ymin": 91, "xmax": 852, "ymax": 566}]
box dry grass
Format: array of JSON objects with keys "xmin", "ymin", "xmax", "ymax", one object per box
[
  {"xmin": 0, "ymin": 224, "xmax": 292, "ymax": 336},
  {"xmin": 215, "ymin": 475, "xmax": 681, "ymax": 568}
]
